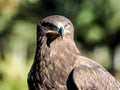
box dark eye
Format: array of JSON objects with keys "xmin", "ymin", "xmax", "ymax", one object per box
[
  {"xmin": 64, "ymin": 23, "xmax": 70, "ymax": 28},
  {"xmin": 42, "ymin": 22, "xmax": 57, "ymax": 30}
]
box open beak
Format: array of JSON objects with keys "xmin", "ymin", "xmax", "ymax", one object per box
[{"xmin": 47, "ymin": 26, "xmax": 64, "ymax": 38}]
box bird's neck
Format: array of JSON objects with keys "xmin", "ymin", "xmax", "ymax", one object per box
[
  {"xmin": 33, "ymin": 36, "xmax": 79, "ymax": 89},
  {"xmin": 36, "ymin": 36, "xmax": 79, "ymax": 62},
  {"xmin": 35, "ymin": 36, "xmax": 79, "ymax": 60}
]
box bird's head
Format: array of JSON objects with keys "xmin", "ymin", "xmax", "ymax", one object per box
[{"xmin": 37, "ymin": 15, "xmax": 74, "ymax": 44}]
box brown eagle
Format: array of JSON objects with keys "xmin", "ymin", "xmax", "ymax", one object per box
[{"xmin": 27, "ymin": 15, "xmax": 120, "ymax": 90}]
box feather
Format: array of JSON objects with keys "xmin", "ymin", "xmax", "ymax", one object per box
[{"xmin": 28, "ymin": 15, "xmax": 120, "ymax": 90}]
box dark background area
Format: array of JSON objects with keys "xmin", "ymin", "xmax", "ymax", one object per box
[{"xmin": 0, "ymin": 0, "xmax": 120, "ymax": 90}]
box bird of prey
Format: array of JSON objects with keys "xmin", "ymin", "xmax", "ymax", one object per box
[{"xmin": 27, "ymin": 15, "xmax": 120, "ymax": 90}]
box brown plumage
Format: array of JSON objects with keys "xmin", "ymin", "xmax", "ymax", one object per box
[{"xmin": 27, "ymin": 15, "xmax": 120, "ymax": 90}]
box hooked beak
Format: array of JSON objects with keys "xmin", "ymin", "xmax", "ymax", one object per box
[{"xmin": 47, "ymin": 26, "xmax": 64, "ymax": 38}]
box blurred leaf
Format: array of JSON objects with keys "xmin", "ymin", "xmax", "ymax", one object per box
[
  {"xmin": 86, "ymin": 25, "xmax": 105, "ymax": 43},
  {"xmin": 9, "ymin": 21, "xmax": 36, "ymax": 49},
  {"xmin": 76, "ymin": 8, "xmax": 95, "ymax": 26}
]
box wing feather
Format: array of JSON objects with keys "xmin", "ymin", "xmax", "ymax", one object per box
[{"xmin": 70, "ymin": 56, "xmax": 120, "ymax": 90}]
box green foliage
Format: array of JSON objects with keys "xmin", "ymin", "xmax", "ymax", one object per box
[
  {"xmin": 85, "ymin": 25, "xmax": 105, "ymax": 43},
  {"xmin": 77, "ymin": 8, "xmax": 95, "ymax": 25}
]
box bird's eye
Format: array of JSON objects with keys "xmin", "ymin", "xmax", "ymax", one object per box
[
  {"xmin": 64, "ymin": 24, "xmax": 68, "ymax": 28},
  {"xmin": 42, "ymin": 22, "xmax": 57, "ymax": 30},
  {"xmin": 64, "ymin": 23, "xmax": 70, "ymax": 28}
]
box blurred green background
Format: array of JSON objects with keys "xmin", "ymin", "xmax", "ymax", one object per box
[{"xmin": 0, "ymin": 0, "xmax": 120, "ymax": 90}]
